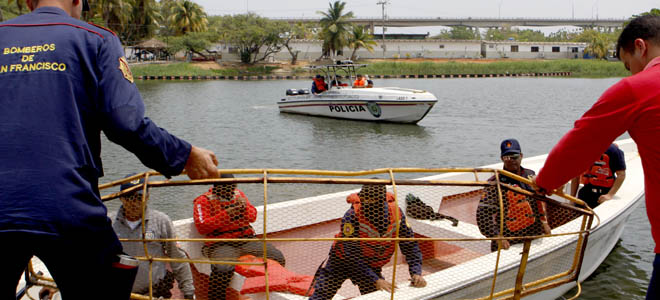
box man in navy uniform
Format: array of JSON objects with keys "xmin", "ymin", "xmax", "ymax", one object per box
[
  {"xmin": 0, "ymin": 0, "xmax": 219, "ymax": 299},
  {"xmin": 477, "ymin": 139, "xmax": 550, "ymax": 251},
  {"xmin": 309, "ymin": 183, "xmax": 426, "ymax": 300},
  {"xmin": 570, "ymin": 143, "xmax": 626, "ymax": 208}
]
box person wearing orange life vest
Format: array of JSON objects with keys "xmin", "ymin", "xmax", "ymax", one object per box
[
  {"xmin": 570, "ymin": 143, "xmax": 626, "ymax": 209},
  {"xmin": 311, "ymin": 75, "xmax": 328, "ymax": 94},
  {"xmin": 309, "ymin": 183, "xmax": 426, "ymax": 300},
  {"xmin": 353, "ymin": 74, "xmax": 367, "ymax": 88},
  {"xmin": 477, "ymin": 139, "xmax": 551, "ymax": 252},
  {"xmin": 193, "ymin": 173, "xmax": 285, "ymax": 300}
]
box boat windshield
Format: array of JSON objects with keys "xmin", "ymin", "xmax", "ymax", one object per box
[{"xmin": 308, "ymin": 61, "xmax": 367, "ymax": 90}]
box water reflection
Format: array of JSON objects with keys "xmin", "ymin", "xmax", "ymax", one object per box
[{"xmin": 279, "ymin": 112, "xmax": 431, "ymax": 139}]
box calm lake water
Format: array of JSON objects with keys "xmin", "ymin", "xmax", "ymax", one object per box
[{"xmin": 100, "ymin": 77, "xmax": 652, "ymax": 299}]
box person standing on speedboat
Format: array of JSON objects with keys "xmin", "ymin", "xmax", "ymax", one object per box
[
  {"xmin": 0, "ymin": 0, "xmax": 219, "ymax": 299},
  {"xmin": 530, "ymin": 15, "xmax": 660, "ymax": 299}
]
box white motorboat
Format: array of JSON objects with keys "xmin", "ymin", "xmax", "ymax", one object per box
[
  {"xmin": 277, "ymin": 62, "xmax": 438, "ymax": 124},
  {"xmin": 18, "ymin": 139, "xmax": 643, "ymax": 300}
]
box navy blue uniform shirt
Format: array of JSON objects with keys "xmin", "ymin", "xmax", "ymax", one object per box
[
  {"xmin": 337, "ymin": 204, "xmax": 423, "ymax": 282},
  {"xmin": 0, "ymin": 7, "xmax": 191, "ymax": 239}
]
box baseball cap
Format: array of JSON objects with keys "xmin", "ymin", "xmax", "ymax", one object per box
[
  {"xmin": 120, "ymin": 174, "xmax": 146, "ymax": 192},
  {"xmin": 500, "ymin": 138, "xmax": 522, "ymax": 156}
]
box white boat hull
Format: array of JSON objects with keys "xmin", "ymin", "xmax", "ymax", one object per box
[{"xmin": 278, "ymin": 87, "xmax": 438, "ymax": 124}]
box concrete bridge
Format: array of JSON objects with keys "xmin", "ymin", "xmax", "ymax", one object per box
[{"xmin": 273, "ymin": 17, "xmax": 626, "ymax": 30}]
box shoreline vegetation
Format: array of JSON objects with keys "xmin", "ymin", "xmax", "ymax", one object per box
[{"xmin": 130, "ymin": 59, "xmax": 629, "ymax": 79}]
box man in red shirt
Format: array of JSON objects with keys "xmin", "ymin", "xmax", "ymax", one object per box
[{"xmin": 531, "ymin": 15, "xmax": 660, "ymax": 299}]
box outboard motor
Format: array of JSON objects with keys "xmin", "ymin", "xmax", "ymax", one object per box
[{"xmin": 286, "ymin": 89, "xmax": 299, "ymax": 96}]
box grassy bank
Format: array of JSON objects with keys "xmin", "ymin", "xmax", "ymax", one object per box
[
  {"xmin": 130, "ymin": 59, "xmax": 629, "ymax": 78},
  {"xmin": 130, "ymin": 63, "xmax": 283, "ymax": 77},
  {"xmin": 361, "ymin": 59, "xmax": 628, "ymax": 78}
]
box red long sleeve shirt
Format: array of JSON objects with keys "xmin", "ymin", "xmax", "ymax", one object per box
[
  {"xmin": 536, "ymin": 57, "xmax": 660, "ymax": 252},
  {"xmin": 193, "ymin": 188, "xmax": 257, "ymax": 240}
]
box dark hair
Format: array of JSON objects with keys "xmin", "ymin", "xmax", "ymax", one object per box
[
  {"xmin": 616, "ymin": 15, "xmax": 660, "ymax": 59},
  {"xmin": 213, "ymin": 173, "xmax": 235, "ymax": 188}
]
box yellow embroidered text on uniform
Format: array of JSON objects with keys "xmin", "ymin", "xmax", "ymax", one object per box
[
  {"xmin": 0, "ymin": 62, "xmax": 67, "ymax": 74},
  {"xmin": 3, "ymin": 44, "xmax": 56, "ymax": 55}
]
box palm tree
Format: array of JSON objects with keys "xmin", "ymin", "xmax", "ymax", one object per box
[
  {"xmin": 579, "ymin": 29, "xmax": 610, "ymax": 59},
  {"xmin": 317, "ymin": 1, "xmax": 354, "ymax": 58},
  {"xmin": 167, "ymin": 0, "xmax": 208, "ymax": 36},
  {"xmin": 90, "ymin": 0, "xmax": 129, "ymax": 34},
  {"xmin": 7, "ymin": 0, "xmax": 25, "ymax": 14},
  {"xmin": 123, "ymin": 0, "xmax": 161, "ymax": 44},
  {"xmin": 348, "ymin": 25, "xmax": 377, "ymax": 61}
]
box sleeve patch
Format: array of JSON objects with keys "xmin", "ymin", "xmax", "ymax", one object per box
[
  {"xmin": 342, "ymin": 223, "xmax": 355, "ymax": 236},
  {"xmin": 118, "ymin": 56, "xmax": 134, "ymax": 83}
]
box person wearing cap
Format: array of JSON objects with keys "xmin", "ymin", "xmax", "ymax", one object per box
[
  {"xmin": 0, "ymin": 1, "xmax": 219, "ymax": 299},
  {"xmin": 353, "ymin": 74, "xmax": 367, "ymax": 88},
  {"xmin": 309, "ymin": 183, "xmax": 426, "ymax": 300},
  {"xmin": 193, "ymin": 174, "xmax": 285, "ymax": 299},
  {"xmin": 569, "ymin": 143, "xmax": 626, "ymax": 208},
  {"xmin": 477, "ymin": 139, "xmax": 551, "ymax": 251},
  {"xmin": 311, "ymin": 74, "xmax": 328, "ymax": 94},
  {"xmin": 111, "ymin": 175, "xmax": 195, "ymax": 299}
]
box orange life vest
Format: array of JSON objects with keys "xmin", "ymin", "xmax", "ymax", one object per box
[
  {"xmin": 314, "ymin": 78, "xmax": 327, "ymax": 92},
  {"xmin": 236, "ymin": 255, "xmax": 315, "ymax": 296},
  {"xmin": 581, "ymin": 153, "xmax": 615, "ymax": 188},
  {"xmin": 334, "ymin": 193, "xmax": 399, "ymax": 268},
  {"xmin": 353, "ymin": 78, "xmax": 366, "ymax": 87}
]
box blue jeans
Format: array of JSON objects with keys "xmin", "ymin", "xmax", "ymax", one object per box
[{"xmin": 647, "ymin": 253, "xmax": 660, "ymax": 300}]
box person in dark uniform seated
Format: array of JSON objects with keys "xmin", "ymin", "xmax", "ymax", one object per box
[
  {"xmin": 311, "ymin": 75, "xmax": 328, "ymax": 94},
  {"xmin": 193, "ymin": 174, "xmax": 285, "ymax": 300},
  {"xmin": 309, "ymin": 183, "xmax": 426, "ymax": 300},
  {"xmin": 570, "ymin": 143, "xmax": 626, "ymax": 208},
  {"xmin": 477, "ymin": 139, "xmax": 551, "ymax": 251}
]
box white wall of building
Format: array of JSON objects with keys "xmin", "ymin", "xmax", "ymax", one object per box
[
  {"xmin": 482, "ymin": 41, "xmax": 587, "ymax": 59},
  {"xmin": 214, "ymin": 40, "xmax": 589, "ymax": 62}
]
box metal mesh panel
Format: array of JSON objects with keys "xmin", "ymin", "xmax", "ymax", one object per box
[{"xmin": 20, "ymin": 169, "xmax": 593, "ymax": 300}]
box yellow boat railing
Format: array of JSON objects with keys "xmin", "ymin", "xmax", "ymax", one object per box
[{"xmin": 24, "ymin": 168, "xmax": 595, "ymax": 300}]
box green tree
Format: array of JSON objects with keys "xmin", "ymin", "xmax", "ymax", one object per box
[
  {"xmin": 91, "ymin": 0, "xmax": 129, "ymax": 34},
  {"xmin": 515, "ymin": 29, "xmax": 546, "ymax": 42},
  {"xmin": 318, "ymin": 1, "xmax": 354, "ymax": 58},
  {"xmin": 578, "ymin": 29, "xmax": 610, "ymax": 59},
  {"xmin": 122, "ymin": 0, "xmax": 161, "ymax": 45},
  {"xmin": 281, "ymin": 22, "xmax": 310, "ymax": 65},
  {"xmin": 167, "ymin": 31, "xmax": 219, "ymax": 61},
  {"xmin": 215, "ymin": 13, "xmax": 286, "ymax": 64},
  {"xmin": 166, "ymin": 0, "xmax": 208, "ymax": 36},
  {"xmin": 348, "ymin": 25, "xmax": 377, "ymax": 60}
]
